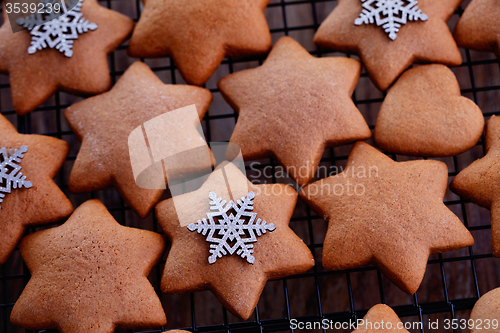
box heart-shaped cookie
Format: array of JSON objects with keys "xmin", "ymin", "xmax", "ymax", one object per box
[
  {"xmin": 470, "ymin": 287, "xmax": 500, "ymax": 333},
  {"xmin": 374, "ymin": 64, "xmax": 484, "ymax": 157},
  {"xmin": 353, "ymin": 304, "xmax": 410, "ymax": 332}
]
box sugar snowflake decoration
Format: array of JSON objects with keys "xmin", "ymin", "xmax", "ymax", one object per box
[
  {"xmin": 188, "ymin": 191, "xmax": 276, "ymax": 264},
  {"xmin": 0, "ymin": 146, "xmax": 33, "ymax": 209},
  {"xmin": 354, "ymin": 0, "xmax": 428, "ymax": 40},
  {"xmin": 17, "ymin": 0, "xmax": 98, "ymax": 57}
]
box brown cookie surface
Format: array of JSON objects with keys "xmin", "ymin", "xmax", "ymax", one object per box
[
  {"xmin": 0, "ymin": 0, "xmax": 134, "ymax": 115},
  {"xmin": 65, "ymin": 61, "xmax": 213, "ymax": 218},
  {"xmin": 451, "ymin": 116, "xmax": 500, "ymax": 256},
  {"xmin": 454, "ymin": 0, "xmax": 500, "ymax": 59},
  {"xmin": 0, "ymin": 114, "xmax": 73, "ymax": 264},
  {"xmin": 300, "ymin": 142, "xmax": 474, "ymax": 294},
  {"xmin": 374, "ymin": 64, "xmax": 484, "ymax": 156},
  {"xmin": 470, "ymin": 287, "xmax": 500, "ymax": 333},
  {"xmin": 128, "ymin": 0, "xmax": 271, "ymax": 86},
  {"xmin": 219, "ymin": 36, "xmax": 371, "ymax": 186},
  {"xmin": 11, "ymin": 199, "xmax": 166, "ymax": 332},
  {"xmin": 313, "ymin": 0, "xmax": 462, "ymax": 91},
  {"xmin": 353, "ymin": 304, "xmax": 410, "ymax": 332},
  {"xmin": 156, "ymin": 162, "xmax": 314, "ymax": 319}
]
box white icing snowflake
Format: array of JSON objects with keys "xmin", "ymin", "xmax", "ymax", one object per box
[
  {"xmin": 188, "ymin": 191, "xmax": 276, "ymax": 264},
  {"xmin": 354, "ymin": 0, "xmax": 428, "ymax": 40},
  {"xmin": 0, "ymin": 146, "xmax": 33, "ymax": 209},
  {"xmin": 17, "ymin": 0, "xmax": 97, "ymax": 57}
]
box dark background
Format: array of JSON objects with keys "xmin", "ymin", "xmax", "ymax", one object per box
[{"xmin": 1, "ymin": 0, "xmax": 500, "ymax": 332}]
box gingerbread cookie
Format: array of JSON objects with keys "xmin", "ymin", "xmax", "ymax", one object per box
[
  {"xmin": 219, "ymin": 36, "xmax": 371, "ymax": 187},
  {"xmin": 451, "ymin": 116, "xmax": 500, "ymax": 257},
  {"xmin": 11, "ymin": 199, "xmax": 166, "ymax": 332},
  {"xmin": 314, "ymin": 0, "xmax": 462, "ymax": 91},
  {"xmin": 0, "ymin": 0, "xmax": 134, "ymax": 115},
  {"xmin": 156, "ymin": 162, "xmax": 314, "ymax": 319},
  {"xmin": 470, "ymin": 287, "xmax": 500, "ymax": 333},
  {"xmin": 374, "ymin": 64, "xmax": 484, "ymax": 156},
  {"xmin": 128, "ymin": 0, "xmax": 271, "ymax": 86},
  {"xmin": 0, "ymin": 114, "xmax": 73, "ymax": 264},
  {"xmin": 454, "ymin": 0, "xmax": 500, "ymax": 59},
  {"xmin": 354, "ymin": 304, "xmax": 410, "ymax": 332},
  {"xmin": 300, "ymin": 142, "xmax": 474, "ymax": 294},
  {"xmin": 65, "ymin": 61, "xmax": 213, "ymax": 218}
]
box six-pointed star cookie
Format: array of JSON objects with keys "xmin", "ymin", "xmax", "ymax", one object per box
[
  {"xmin": 454, "ymin": 0, "xmax": 500, "ymax": 59},
  {"xmin": 451, "ymin": 116, "xmax": 500, "ymax": 257},
  {"xmin": 65, "ymin": 61, "xmax": 213, "ymax": 218},
  {"xmin": 0, "ymin": 0, "xmax": 134, "ymax": 115},
  {"xmin": 313, "ymin": 0, "xmax": 463, "ymax": 91},
  {"xmin": 300, "ymin": 142, "xmax": 474, "ymax": 294},
  {"xmin": 354, "ymin": 304, "xmax": 409, "ymax": 332},
  {"xmin": 11, "ymin": 199, "xmax": 166, "ymax": 332},
  {"xmin": 128, "ymin": 0, "xmax": 271, "ymax": 86},
  {"xmin": 156, "ymin": 162, "xmax": 314, "ymax": 319},
  {"xmin": 219, "ymin": 36, "xmax": 371, "ymax": 187},
  {"xmin": 0, "ymin": 114, "xmax": 73, "ymax": 264}
]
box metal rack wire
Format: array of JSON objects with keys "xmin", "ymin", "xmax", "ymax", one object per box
[{"xmin": 1, "ymin": 0, "xmax": 500, "ymax": 332}]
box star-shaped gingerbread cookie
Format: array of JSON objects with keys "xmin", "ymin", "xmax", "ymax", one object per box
[
  {"xmin": 11, "ymin": 199, "xmax": 166, "ymax": 332},
  {"xmin": 313, "ymin": 0, "xmax": 463, "ymax": 91},
  {"xmin": 218, "ymin": 36, "xmax": 371, "ymax": 187},
  {"xmin": 0, "ymin": 0, "xmax": 134, "ymax": 115},
  {"xmin": 156, "ymin": 162, "xmax": 314, "ymax": 319},
  {"xmin": 0, "ymin": 114, "xmax": 73, "ymax": 264},
  {"xmin": 128, "ymin": 0, "xmax": 271, "ymax": 86},
  {"xmin": 300, "ymin": 142, "xmax": 474, "ymax": 294},
  {"xmin": 354, "ymin": 304, "xmax": 409, "ymax": 332},
  {"xmin": 451, "ymin": 116, "xmax": 500, "ymax": 257},
  {"xmin": 65, "ymin": 61, "xmax": 213, "ymax": 218},
  {"xmin": 454, "ymin": 0, "xmax": 500, "ymax": 59}
]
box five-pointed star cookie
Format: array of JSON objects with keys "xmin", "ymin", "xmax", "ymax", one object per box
[
  {"xmin": 156, "ymin": 162, "xmax": 314, "ymax": 319},
  {"xmin": 300, "ymin": 142, "xmax": 474, "ymax": 294},
  {"xmin": 313, "ymin": 0, "xmax": 463, "ymax": 91},
  {"xmin": 0, "ymin": 114, "xmax": 73, "ymax": 264},
  {"xmin": 11, "ymin": 199, "xmax": 166, "ymax": 332},
  {"xmin": 454, "ymin": 0, "xmax": 500, "ymax": 59},
  {"xmin": 451, "ymin": 116, "xmax": 500, "ymax": 257},
  {"xmin": 0, "ymin": 0, "xmax": 134, "ymax": 115},
  {"xmin": 218, "ymin": 36, "xmax": 371, "ymax": 187},
  {"xmin": 65, "ymin": 61, "xmax": 213, "ymax": 218},
  {"xmin": 128, "ymin": 0, "xmax": 271, "ymax": 86},
  {"xmin": 354, "ymin": 304, "xmax": 409, "ymax": 332}
]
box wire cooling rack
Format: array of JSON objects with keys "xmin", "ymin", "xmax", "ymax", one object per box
[{"xmin": 1, "ymin": 0, "xmax": 500, "ymax": 332}]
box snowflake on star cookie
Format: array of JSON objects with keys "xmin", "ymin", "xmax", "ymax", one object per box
[
  {"xmin": 354, "ymin": 0, "xmax": 428, "ymax": 40},
  {"xmin": 17, "ymin": 0, "xmax": 98, "ymax": 57},
  {"xmin": 0, "ymin": 145, "xmax": 33, "ymax": 209},
  {"xmin": 188, "ymin": 191, "xmax": 276, "ymax": 264}
]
